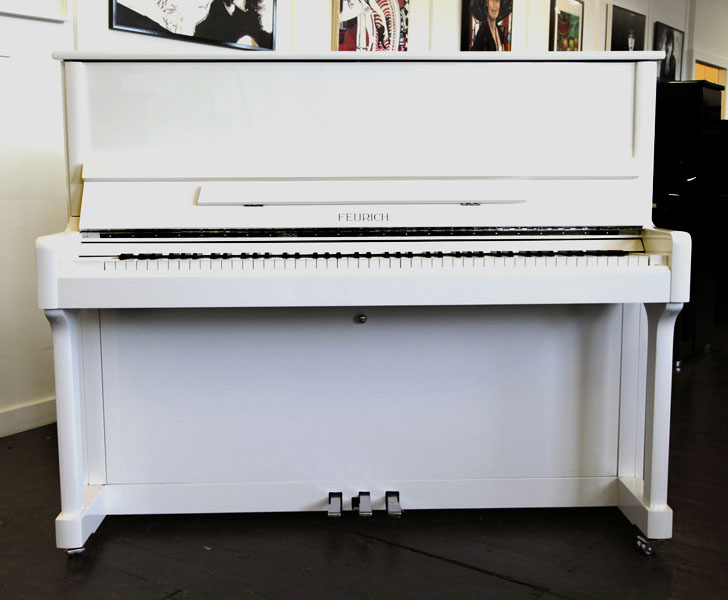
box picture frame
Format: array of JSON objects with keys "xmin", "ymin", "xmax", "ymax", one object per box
[
  {"xmin": 549, "ymin": 0, "xmax": 583, "ymax": 52},
  {"xmin": 654, "ymin": 22, "xmax": 684, "ymax": 82},
  {"xmin": 0, "ymin": 0, "xmax": 68, "ymax": 22},
  {"xmin": 461, "ymin": 0, "xmax": 513, "ymax": 52},
  {"xmin": 332, "ymin": 0, "xmax": 409, "ymax": 52},
  {"xmin": 109, "ymin": 1, "xmax": 276, "ymax": 51},
  {"xmin": 606, "ymin": 4, "xmax": 645, "ymax": 51}
]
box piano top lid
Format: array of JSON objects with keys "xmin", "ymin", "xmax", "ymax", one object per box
[
  {"xmin": 62, "ymin": 52, "xmax": 661, "ymax": 228},
  {"xmin": 53, "ymin": 51, "xmax": 665, "ymax": 63}
]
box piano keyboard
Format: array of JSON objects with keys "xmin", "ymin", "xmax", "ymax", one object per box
[{"xmin": 83, "ymin": 250, "xmax": 667, "ymax": 273}]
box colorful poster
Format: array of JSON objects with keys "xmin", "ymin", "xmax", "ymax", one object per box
[
  {"xmin": 462, "ymin": 0, "xmax": 513, "ymax": 52},
  {"xmin": 551, "ymin": 0, "xmax": 583, "ymax": 52},
  {"xmin": 334, "ymin": 0, "xmax": 409, "ymax": 52}
]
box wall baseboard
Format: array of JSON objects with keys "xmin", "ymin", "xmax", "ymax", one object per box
[{"xmin": 0, "ymin": 397, "xmax": 56, "ymax": 438}]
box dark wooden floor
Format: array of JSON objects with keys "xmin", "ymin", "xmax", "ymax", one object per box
[{"xmin": 1, "ymin": 329, "xmax": 727, "ymax": 600}]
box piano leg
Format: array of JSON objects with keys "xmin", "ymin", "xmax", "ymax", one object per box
[
  {"xmin": 618, "ymin": 302, "xmax": 682, "ymax": 542},
  {"xmin": 45, "ymin": 309, "xmax": 106, "ymax": 551}
]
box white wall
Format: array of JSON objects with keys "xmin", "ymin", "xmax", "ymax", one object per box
[
  {"xmin": 73, "ymin": 1, "xmax": 706, "ymax": 56},
  {"xmin": 2, "ymin": 0, "xmax": 728, "ymax": 436},
  {"xmin": 0, "ymin": 10, "xmax": 73, "ymax": 437},
  {"xmin": 690, "ymin": 0, "xmax": 728, "ymax": 99}
]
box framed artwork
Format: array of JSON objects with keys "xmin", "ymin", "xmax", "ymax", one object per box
[
  {"xmin": 110, "ymin": 1, "xmax": 276, "ymax": 51},
  {"xmin": 654, "ymin": 22, "xmax": 684, "ymax": 82},
  {"xmin": 333, "ymin": 0, "xmax": 409, "ymax": 51},
  {"xmin": 461, "ymin": 0, "xmax": 513, "ymax": 52},
  {"xmin": 606, "ymin": 4, "xmax": 645, "ymax": 51},
  {"xmin": 0, "ymin": 0, "xmax": 68, "ymax": 22},
  {"xmin": 549, "ymin": 0, "xmax": 583, "ymax": 52}
]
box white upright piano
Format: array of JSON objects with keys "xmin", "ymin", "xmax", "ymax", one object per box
[{"xmin": 38, "ymin": 52, "xmax": 689, "ymax": 555}]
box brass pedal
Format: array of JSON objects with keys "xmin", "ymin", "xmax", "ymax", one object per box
[
  {"xmin": 352, "ymin": 491, "xmax": 372, "ymax": 517},
  {"xmin": 327, "ymin": 492, "xmax": 343, "ymax": 517},
  {"xmin": 385, "ymin": 491, "xmax": 402, "ymax": 517}
]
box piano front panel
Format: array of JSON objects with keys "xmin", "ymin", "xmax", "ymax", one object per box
[{"xmin": 99, "ymin": 305, "xmax": 623, "ymax": 487}]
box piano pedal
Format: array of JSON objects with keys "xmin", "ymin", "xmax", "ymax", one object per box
[
  {"xmin": 327, "ymin": 492, "xmax": 343, "ymax": 518},
  {"xmin": 352, "ymin": 491, "xmax": 372, "ymax": 517},
  {"xmin": 385, "ymin": 491, "xmax": 402, "ymax": 518}
]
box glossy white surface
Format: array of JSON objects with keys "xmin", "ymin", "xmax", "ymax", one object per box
[
  {"xmin": 38, "ymin": 56, "xmax": 689, "ymax": 549},
  {"xmin": 63, "ymin": 57, "xmax": 655, "ymax": 223},
  {"xmin": 101, "ymin": 306, "xmax": 621, "ymax": 484}
]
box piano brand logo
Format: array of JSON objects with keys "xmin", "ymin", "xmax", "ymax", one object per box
[{"xmin": 338, "ymin": 212, "xmax": 390, "ymax": 223}]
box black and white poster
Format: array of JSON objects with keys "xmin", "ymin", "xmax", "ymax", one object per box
[
  {"xmin": 606, "ymin": 4, "xmax": 645, "ymax": 51},
  {"xmin": 654, "ymin": 22, "xmax": 684, "ymax": 82},
  {"xmin": 110, "ymin": 1, "xmax": 275, "ymax": 51}
]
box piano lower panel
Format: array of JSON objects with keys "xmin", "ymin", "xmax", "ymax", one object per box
[{"xmin": 96, "ymin": 305, "xmax": 623, "ymax": 486}]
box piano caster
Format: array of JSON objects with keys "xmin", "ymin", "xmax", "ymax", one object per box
[
  {"xmin": 65, "ymin": 547, "xmax": 85, "ymax": 556},
  {"xmin": 636, "ymin": 535, "xmax": 662, "ymax": 556},
  {"xmin": 385, "ymin": 491, "xmax": 402, "ymax": 518},
  {"xmin": 352, "ymin": 491, "xmax": 373, "ymax": 517},
  {"xmin": 327, "ymin": 492, "xmax": 343, "ymax": 517}
]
